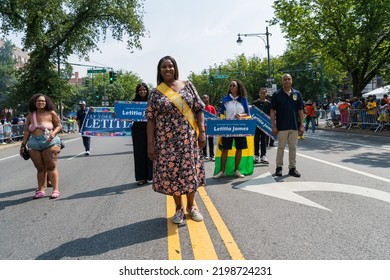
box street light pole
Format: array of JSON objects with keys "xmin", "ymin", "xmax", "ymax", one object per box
[{"xmin": 236, "ymin": 27, "xmax": 272, "ymax": 88}]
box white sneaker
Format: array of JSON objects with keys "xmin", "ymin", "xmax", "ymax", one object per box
[
  {"xmin": 260, "ymin": 156, "xmax": 269, "ymax": 164},
  {"xmin": 254, "ymin": 156, "xmax": 260, "ymax": 163},
  {"xmin": 234, "ymin": 170, "xmax": 245, "ymax": 178},
  {"xmin": 213, "ymin": 171, "xmax": 225, "ymax": 178},
  {"xmin": 211, "ymin": 156, "xmax": 215, "ymax": 161},
  {"xmin": 85, "ymin": 150, "xmax": 90, "ymax": 156},
  {"xmin": 204, "ymin": 156, "xmax": 209, "ymax": 160},
  {"xmin": 187, "ymin": 206, "xmax": 203, "ymax": 222}
]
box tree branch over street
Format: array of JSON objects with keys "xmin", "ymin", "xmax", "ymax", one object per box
[
  {"xmin": 0, "ymin": 0, "xmax": 146, "ymax": 102},
  {"xmin": 271, "ymin": 0, "xmax": 390, "ymax": 96}
]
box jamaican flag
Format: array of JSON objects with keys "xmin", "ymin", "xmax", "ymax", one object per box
[{"xmin": 213, "ymin": 136, "xmax": 254, "ymax": 176}]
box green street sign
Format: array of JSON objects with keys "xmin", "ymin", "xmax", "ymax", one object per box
[
  {"xmin": 214, "ymin": 75, "xmax": 228, "ymax": 79},
  {"xmin": 87, "ymin": 69, "xmax": 107, "ymax": 74}
]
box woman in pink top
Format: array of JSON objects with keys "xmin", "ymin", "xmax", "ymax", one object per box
[{"xmin": 20, "ymin": 93, "xmax": 62, "ymax": 199}]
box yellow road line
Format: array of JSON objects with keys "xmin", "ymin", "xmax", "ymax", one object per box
[
  {"xmin": 166, "ymin": 196, "xmax": 182, "ymax": 260},
  {"xmin": 166, "ymin": 187, "xmax": 244, "ymax": 260},
  {"xmin": 185, "ymin": 201, "xmax": 218, "ymax": 260},
  {"xmin": 198, "ymin": 186, "xmax": 245, "ymax": 260}
]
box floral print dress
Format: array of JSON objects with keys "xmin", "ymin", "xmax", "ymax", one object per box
[{"xmin": 146, "ymin": 81, "xmax": 205, "ymax": 196}]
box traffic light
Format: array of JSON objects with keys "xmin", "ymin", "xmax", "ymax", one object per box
[
  {"xmin": 208, "ymin": 75, "xmax": 214, "ymax": 84},
  {"xmin": 109, "ymin": 71, "xmax": 114, "ymax": 84},
  {"xmin": 305, "ymin": 63, "xmax": 312, "ymax": 71},
  {"xmin": 85, "ymin": 77, "xmax": 89, "ymax": 87},
  {"xmin": 112, "ymin": 71, "xmax": 117, "ymax": 82}
]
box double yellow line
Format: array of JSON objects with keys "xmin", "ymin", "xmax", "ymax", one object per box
[{"xmin": 167, "ymin": 186, "xmax": 245, "ymax": 260}]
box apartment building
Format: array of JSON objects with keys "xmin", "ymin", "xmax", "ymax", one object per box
[{"xmin": 0, "ymin": 39, "xmax": 30, "ymax": 69}]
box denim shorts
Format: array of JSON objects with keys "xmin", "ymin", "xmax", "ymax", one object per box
[{"xmin": 28, "ymin": 135, "xmax": 61, "ymax": 151}]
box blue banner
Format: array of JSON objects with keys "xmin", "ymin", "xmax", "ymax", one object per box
[
  {"xmin": 206, "ymin": 118, "xmax": 256, "ymax": 136},
  {"xmin": 81, "ymin": 107, "xmax": 132, "ymax": 137},
  {"xmin": 114, "ymin": 101, "xmax": 147, "ymax": 121},
  {"xmin": 202, "ymin": 109, "xmax": 217, "ymax": 121},
  {"xmin": 250, "ymin": 106, "xmax": 276, "ymax": 140}
]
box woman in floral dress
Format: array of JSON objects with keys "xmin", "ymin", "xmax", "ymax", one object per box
[{"xmin": 147, "ymin": 56, "xmax": 206, "ymax": 224}]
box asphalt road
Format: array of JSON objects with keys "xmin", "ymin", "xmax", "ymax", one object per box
[{"xmin": 0, "ymin": 129, "xmax": 390, "ymax": 261}]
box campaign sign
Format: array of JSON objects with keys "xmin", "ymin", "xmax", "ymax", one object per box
[
  {"xmin": 114, "ymin": 101, "xmax": 147, "ymax": 121},
  {"xmin": 81, "ymin": 107, "xmax": 132, "ymax": 137},
  {"xmin": 206, "ymin": 118, "xmax": 256, "ymax": 137},
  {"xmin": 250, "ymin": 106, "xmax": 276, "ymax": 140},
  {"xmin": 202, "ymin": 109, "xmax": 217, "ymax": 120},
  {"xmin": 202, "ymin": 109, "xmax": 217, "ymax": 125}
]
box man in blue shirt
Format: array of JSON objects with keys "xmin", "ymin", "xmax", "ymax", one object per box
[{"xmin": 270, "ymin": 74, "xmax": 304, "ymax": 177}]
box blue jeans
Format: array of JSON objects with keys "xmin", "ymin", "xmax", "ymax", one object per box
[{"xmin": 305, "ymin": 117, "xmax": 316, "ymax": 132}]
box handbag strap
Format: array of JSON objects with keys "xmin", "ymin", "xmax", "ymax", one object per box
[{"xmin": 157, "ymin": 82, "xmax": 199, "ymax": 137}]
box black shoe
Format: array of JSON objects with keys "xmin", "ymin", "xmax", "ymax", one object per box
[
  {"xmin": 275, "ymin": 167, "xmax": 282, "ymax": 176},
  {"xmin": 289, "ymin": 168, "xmax": 301, "ymax": 177}
]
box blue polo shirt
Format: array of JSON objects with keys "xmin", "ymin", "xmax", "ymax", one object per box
[{"xmin": 271, "ymin": 88, "xmax": 304, "ymax": 131}]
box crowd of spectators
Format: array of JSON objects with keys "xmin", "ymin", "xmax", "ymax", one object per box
[{"xmin": 303, "ymin": 94, "xmax": 389, "ymax": 131}]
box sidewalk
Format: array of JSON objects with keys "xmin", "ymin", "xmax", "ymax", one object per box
[{"xmin": 318, "ymin": 125, "xmax": 390, "ymax": 137}]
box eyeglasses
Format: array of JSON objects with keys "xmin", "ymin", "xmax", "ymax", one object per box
[
  {"xmin": 36, "ymin": 100, "xmax": 46, "ymax": 103},
  {"xmin": 229, "ymin": 84, "xmax": 236, "ymax": 88}
]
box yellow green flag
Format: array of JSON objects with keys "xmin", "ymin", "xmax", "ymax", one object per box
[{"xmin": 213, "ymin": 136, "xmax": 254, "ymax": 176}]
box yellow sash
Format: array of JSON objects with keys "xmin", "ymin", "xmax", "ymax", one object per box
[{"xmin": 157, "ymin": 82, "xmax": 199, "ymax": 136}]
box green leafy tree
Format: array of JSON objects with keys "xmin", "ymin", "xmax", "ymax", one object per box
[
  {"xmin": 0, "ymin": 0, "xmax": 146, "ymax": 103},
  {"xmin": 271, "ymin": 0, "xmax": 390, "ymax": 96},
  {"xmin": 0, "ymin": 39, "xmax": 16, "ymax": 107}
]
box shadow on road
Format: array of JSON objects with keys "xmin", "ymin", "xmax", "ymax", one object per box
[
  {"xmin": 61, "ymin": 182, "xmax": 146, "ymax": 200},
  {"xmin": 35, "ymin": 217, "xmax": 167, "ymax": 260}
]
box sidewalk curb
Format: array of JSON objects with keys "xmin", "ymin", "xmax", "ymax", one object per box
[{"xmin": 317, "ymin": 126, "xmax": 390, "ymax": 137}]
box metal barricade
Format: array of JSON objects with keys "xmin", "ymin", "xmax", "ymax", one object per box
[
  {"xmin": 61, "ymin": 120, "xmax": 78, "ymax": 133},
  {"xmin": 376, "ymin": 108, "xmax": 390, "ymax": 132},
  {"xmin": 347, "ymin": 109, "xmax": 382, "ymax": 131},
  {"xmin": 0, "ymin": 123, "xmax": 25, "ymax": 144}
]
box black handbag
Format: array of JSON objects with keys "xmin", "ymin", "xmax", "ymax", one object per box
[{"xmin": 21, "ymin": 146, "xmax": 30, "ymax": 160}]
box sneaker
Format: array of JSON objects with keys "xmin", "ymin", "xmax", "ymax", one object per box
[
  {"xmin": 234, "ymin": 170, "xmax": 245, "ymax": 178},
  {"xmin": 204, "ymin": 156, "xmax": 210, "ymax": 161},
  {"xmin": 187, "ymin": 206, "xmax": 203, "ymax": 222},
  {"xmin": 254, "ymin": 156, "xmax": 260, "ymax": 163},
  {"xmin": 289, "ymin": 168, "xmax": 301, "ymax": 177},
  {"xmin": 211, "ymin": 156, "xmax": 215, "ymax": 161},
  {"xmin": 275, "ymin": 167, "xmax": 282, "ymax": 176},
  {"xmin": 172, "ymin": 208, "xmax": 184, "ymax": 224},
  {"xmin": 85, "ymin": 150, "xmax": 90, "ymax": 156},
  {"xmin": 260, "ymin": 156, "xmax": 269, "ymax": 164},
  {"xmin": 213, "ymin": 171, "xmax": 225, "ymax": 178}
]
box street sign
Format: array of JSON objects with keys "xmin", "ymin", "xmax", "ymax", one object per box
[
  {"xmin": 87, "ymin": 69, "xmax": 107, "ymax": 74},
  {"xmin": 214, "ymin": 75, "xmax": 228, "ymax": 79}
]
